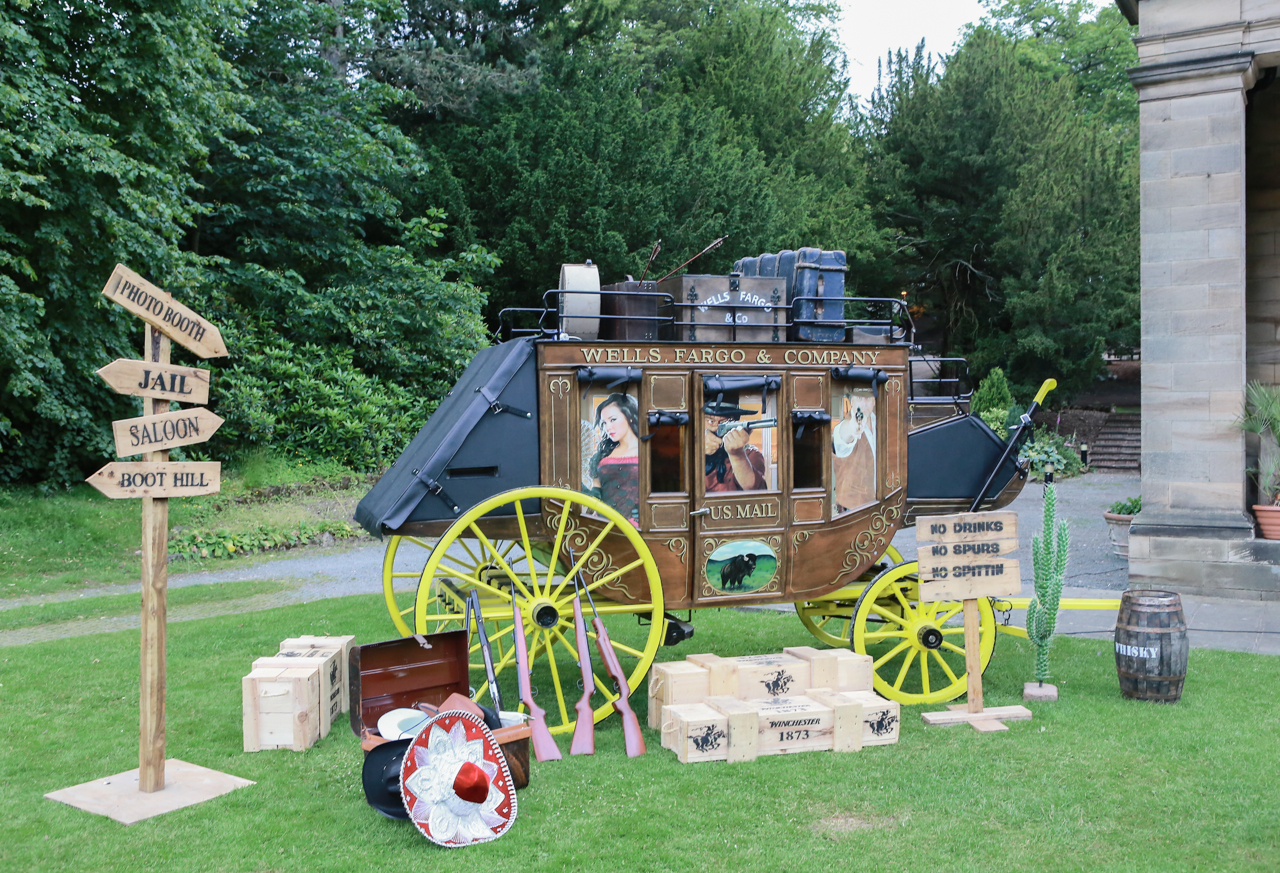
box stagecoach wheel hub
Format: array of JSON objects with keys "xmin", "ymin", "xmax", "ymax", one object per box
[
  {"xmin": 916, "ymin": 624, "xmax": 943, "ymax": 650},
  {"xmin": 528, "ymin": 598, "xmax": 562, "ymax": 630}
]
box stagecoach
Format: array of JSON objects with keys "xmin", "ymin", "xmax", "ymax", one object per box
[{"xmin": 355, "ymin": 253, "xmax": 1052, "ymax": 733}]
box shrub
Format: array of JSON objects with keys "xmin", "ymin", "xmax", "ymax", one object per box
[
  {"xmin": 972, "ymin": 367, "xmax": 1015, "ymax": 420},
  {"xmin": 1109, "ymin": 496, "xmax": 1140, "ymax": 516},
  {"xmin": 1020, "ymin": 428, "xmax": 1083, "ymax": 480}
]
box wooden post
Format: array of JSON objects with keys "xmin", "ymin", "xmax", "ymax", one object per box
[
  {"xmin": 963, "ymin": 599, "xmax": 983, "ymax": 714},
  {"xmin": 139, "ymin": 325, "xmax": 170, "ymax": 792}
]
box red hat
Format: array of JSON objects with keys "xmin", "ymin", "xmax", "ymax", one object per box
[{"xmin": 400, "ymin": 710, "xmax": 517, "ymax": 847}]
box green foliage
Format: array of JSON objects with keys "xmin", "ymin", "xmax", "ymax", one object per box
[
  {"xmin": 857, "ymin": 9, "xmax": 1138, "ymax": 402},
  {"xmin": 0, "ymin": 0, "xmax": 244, "ymax": 484},
  {"xmin": 1027, "ymin": 481, "xmax": 1068, "ymax": 683},
  {"xmin": 979, "ymin": 408, "xmax": 1011, "ymax": 436},
  {"xmin": 210, "ymin": 339, "xmax": 428, "ymax": 471},
  {"xmin": 1240, "ymin": 381, "xmax": 1280, "ymax": 504},
  {"xmin": 1020, "ymin": 427, "xmax": 1083, "ymax": 480},
  {"xmin": 1109, "ymin": 495, "xmax": 1140, "ymax": 516},
  {"xmin": 170, "ymin": 519, "xmax": 359, "ymax": 561},
  {"xmin": 973, "ymin": 367, "xmax": 1014, "ymax": 434},
  {"xmin": 414, "ymin": 0, "xmax": 884, "ymax": 314}
]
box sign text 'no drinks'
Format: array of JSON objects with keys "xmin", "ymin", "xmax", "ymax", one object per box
[{"xmin": 100, "ymin": 264, "xmax": 227, "ymax": 359}]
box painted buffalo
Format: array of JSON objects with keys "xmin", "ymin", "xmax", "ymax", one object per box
[{"xmin": 719, "ymin": 553, "xmax": 758, "ymax": 590}]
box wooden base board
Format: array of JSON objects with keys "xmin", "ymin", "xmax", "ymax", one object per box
[
  {"xmin": 45, "ymin": 759, "xmax": 254, "ymax": 825},
  {"xmin": 921, "ymin": 704, "xmax": 1033, "ymax": 732}
]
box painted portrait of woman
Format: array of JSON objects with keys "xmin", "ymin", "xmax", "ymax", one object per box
[{"xmin": 586, "ymin": 392, "xmax": 640, "ymax": 528}]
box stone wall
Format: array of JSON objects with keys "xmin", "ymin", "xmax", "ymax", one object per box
[{"xmin": 1246, "ymin": 81, "xmax": 1280, "ymax": 387}]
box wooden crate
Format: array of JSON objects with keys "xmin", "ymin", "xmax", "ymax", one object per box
[
  {"xmin": 253, "ymin": 650, "xmax": 341, "ymax": 739},
  {"xmin": 685, "ymin": 653, "xmax": 736, "ymax": 696},
  {"xmin": 280, "ymin": 634, "xmax": 355, "ymax": 709},
  {"xmin": 783, "ymin": 646, "xmax": 873, "ymax": 692},
  {"xmin": 724, "ymin": 653, "xmax": 811, "ymax": 699},
  {"xmin": 836, "ymin": 690, "xmax": 901, "ymax": 746},
  {"xmin": 663, "ymin": 703, "xmax": 730, "ymax": 763},
  {"xmin": 805, "ymin": 689, "xmax": 865, "ymax": 753},
  {"xmin": 647, "ymin": 661, "xmax": 710, "ymax": 729},
  {"xmin": 242, "ymin": 666, "xmax": 320, "ymax": 752},
  {"xmin": 745, "ymin": 696, "xmax": 837, "ymax": 756}
]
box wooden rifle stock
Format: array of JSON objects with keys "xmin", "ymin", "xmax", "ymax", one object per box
[
  {"xmin": 569, "ymin": 595, "xmax": 595, "ymax": 755},
  {"xmin": 513, "ymin": 608, "xmax": 561, "ymax": 762},
  {"xmin": 592, "ymin": 616, "xmax": 647, "ymax": 757}
]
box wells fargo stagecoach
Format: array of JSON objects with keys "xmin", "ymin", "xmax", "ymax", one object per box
[{"xmin": 355, "ymin": 249, "xmax": 1051, "ymax": 732}]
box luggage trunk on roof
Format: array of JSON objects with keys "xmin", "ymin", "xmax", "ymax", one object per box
[
  {"xmin": 354, "ymin": 338, "xmax": 539, "ymax": 538},
  {"xmin": 734, "ymin": 248, "xmax": 847, "ymax": 342}
]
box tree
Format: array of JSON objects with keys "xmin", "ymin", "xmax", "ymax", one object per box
[
  {"xmin": 189, "ymin": 0, "xmax": 495, "ymax": 467},
  {"xmin": 0, "ymin": 0, "xmax": 243, "ymax": 484},
  {"xmin": 856, "ymin": 22, "xmax": 1137, "ymax": 402}
]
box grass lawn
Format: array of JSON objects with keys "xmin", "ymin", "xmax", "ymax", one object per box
[
  {"xmin": 0, "ymin": 454, "xmax": 370, "ymax": 597},
  {"xmin": 0, "ymin": 579, "xmax": 290, "ymax": 633},
  {"xmin": 2, "ymin": 597, "xmax": 1277, "ymax": 872}
]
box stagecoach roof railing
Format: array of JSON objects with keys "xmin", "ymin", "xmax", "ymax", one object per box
[{"xmin": 497, "ymin": 290, "xmax": 916, "ymax": 345}]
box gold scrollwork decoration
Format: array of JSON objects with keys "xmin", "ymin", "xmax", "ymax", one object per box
[
  {"xmin": 550, "ymin": 377, "xmax": 571, "ymax": 399},
  {"xmin": 792, "ymin": 530, "xmax": 813, "ymax": 554},
  {"xmin": 664, "ymin": 537, "xmax": 688, "ymax": 564},
  {"xmin": 835, "ymin": 495, "xmax": 905, "ymax": 586},
  {"xmin": 887, "ymin": 376, "xmax": 902, "ymax": 396}
]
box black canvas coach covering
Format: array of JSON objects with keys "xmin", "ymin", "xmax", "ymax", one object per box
[
  {"xmin": 355, "ymin": 338, "xmax": 539, "ymax": 538},
  {"xmin": 906, "ymin": 414, "xmax": 1019, "ymax": 501}
]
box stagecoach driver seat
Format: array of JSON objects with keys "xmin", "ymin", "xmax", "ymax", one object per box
[{"xmin": 703, "ymin": 391, "xmax": 767, "ymax": 493}]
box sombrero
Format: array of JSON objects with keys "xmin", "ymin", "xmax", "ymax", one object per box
[{"xmin": 400, "ymin": 709, "xmax": 517, "ymax": 847}]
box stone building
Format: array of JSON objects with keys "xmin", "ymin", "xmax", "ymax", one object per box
[{"xmin": 1119, "ymin": 0, "xmax": 1280, "ymax": 598}]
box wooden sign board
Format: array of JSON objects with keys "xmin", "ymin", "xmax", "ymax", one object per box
[
  {"xmin": 916, "ymin": 511, "xmax": 1021, "ymax": 601},
  {"xmin": 86, "ymin": 462, "xmax": 221, "ymax": 499},
  {"xmin": 100, "ymin": 264, "xmax": 228, "ymax": 359},
  {"xmin": 112, "ymin": 407, "xmax": 224, "ymax": 457},
  {"xmin": 916, "ymin": 511, "xmax": 1017, "ymax": 544},
  {"xmin": 97, "ymin": 359, "xmax": 210, "ymax": 405},
  {"xmin": 917, "ymin": 561, "xmax": 1022, "ymax": 600}
]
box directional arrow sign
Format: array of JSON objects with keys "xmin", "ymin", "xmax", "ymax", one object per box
[
  {"xmin": 112, "ymin": 407, "xmax": 224, "ymax": 457},
  {"xmin": 100, "ymin": 264, "xmax": 228, "ymax": 358},
  {"xmin": 86, "ymin": 462, "xmax": 221, "ymax": 499},
  {"xmin": 96, "ymin": 359, "xmax": 211, "ymax": 405}
]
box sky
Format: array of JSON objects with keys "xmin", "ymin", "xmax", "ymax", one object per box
[{"xmin": 835, "ymin": 0, "xmax": 989, "ymax": 103}]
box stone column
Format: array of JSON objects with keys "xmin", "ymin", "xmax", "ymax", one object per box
[{"xmin": 1129, "ymin": 54, "xmax": 1259, "ymax": 548}]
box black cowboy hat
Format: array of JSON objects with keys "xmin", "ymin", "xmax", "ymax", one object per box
[
  {"xmin": 702, "ymin": 390, "xmax": 757, "ymax": 420},
  {"xmin": 362, "ymin": 738, "xmax": 412, "ymax": 819}
]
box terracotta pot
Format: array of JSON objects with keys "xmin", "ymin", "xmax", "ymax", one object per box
[
  {"xmin": 1253, "ymin": 504, "xmax": 1280, "ymax": 540},
  {"xmin": 1103, "ymin": 512, "xmax": 1135, "ymax": 558}
]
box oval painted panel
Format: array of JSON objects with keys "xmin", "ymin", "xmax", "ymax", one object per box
[{"xmin": 705, "ymin": 540, "xmax": 778, "ymax": 595}]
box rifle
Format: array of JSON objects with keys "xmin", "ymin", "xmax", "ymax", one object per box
[
  {"xmin": 466, "ymin": 590, "xmax": 503, "ymax": 714},
  {"xmin": 715, "ymin": 417, "xmax": 778, "ymax": 438},
  {"xmin": 513, "ymin": 607, "xmax": 561, "ymax": 762},
  {"xmin": 581, "ymin": 578, "xmax": 646, "ymax": 757},
  {"xmin": 569, "ymin": 582, "xmax": 596, "ymax": 755}
]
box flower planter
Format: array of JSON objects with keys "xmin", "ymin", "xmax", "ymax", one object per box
[
  {"xmin": 1103, "ymin": 512, "xmax": 1135, "ymax": 558},
  {"xmin": 1253, "ymin": 504, "xmax": 1280, "ymax": 540}
]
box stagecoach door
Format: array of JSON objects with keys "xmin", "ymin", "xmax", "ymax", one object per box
[{"xmin": 690, "ymin": 373, "xmax": 787, "ymax": 604}]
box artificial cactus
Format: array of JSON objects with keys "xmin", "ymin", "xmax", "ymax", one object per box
[{"xmin": 1027, "ymin": 483, "xmax": 1069, "ymax": 684}]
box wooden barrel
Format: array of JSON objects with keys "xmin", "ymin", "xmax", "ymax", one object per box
[{"xmin": 1114, "ymin": 589, "xmax": 1189, "ymax": 703}]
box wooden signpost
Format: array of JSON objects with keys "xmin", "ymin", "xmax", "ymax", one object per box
[
  {"xmin": 47, "ymin": 266, "xmax": 251, "ymax": 824},
  {"xmin": 916, "ymin": 511, "xmax": 1033, "ymax": 733}
]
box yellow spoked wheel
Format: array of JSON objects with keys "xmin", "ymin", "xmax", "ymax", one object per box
[
  {"xmin": 795, "ymin": 545, "xmax": 905, "ymax": 647},
  {"xmin": 382, "ymin": 534, "xmax": 438, "ymax": 638},
  {"xmin": 851, "ymin": 560, "xmax": 996, "ymax": 705},
  {"xmin": 415, "ymin": 487, "xmax": 665, "ymax": 736}
]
